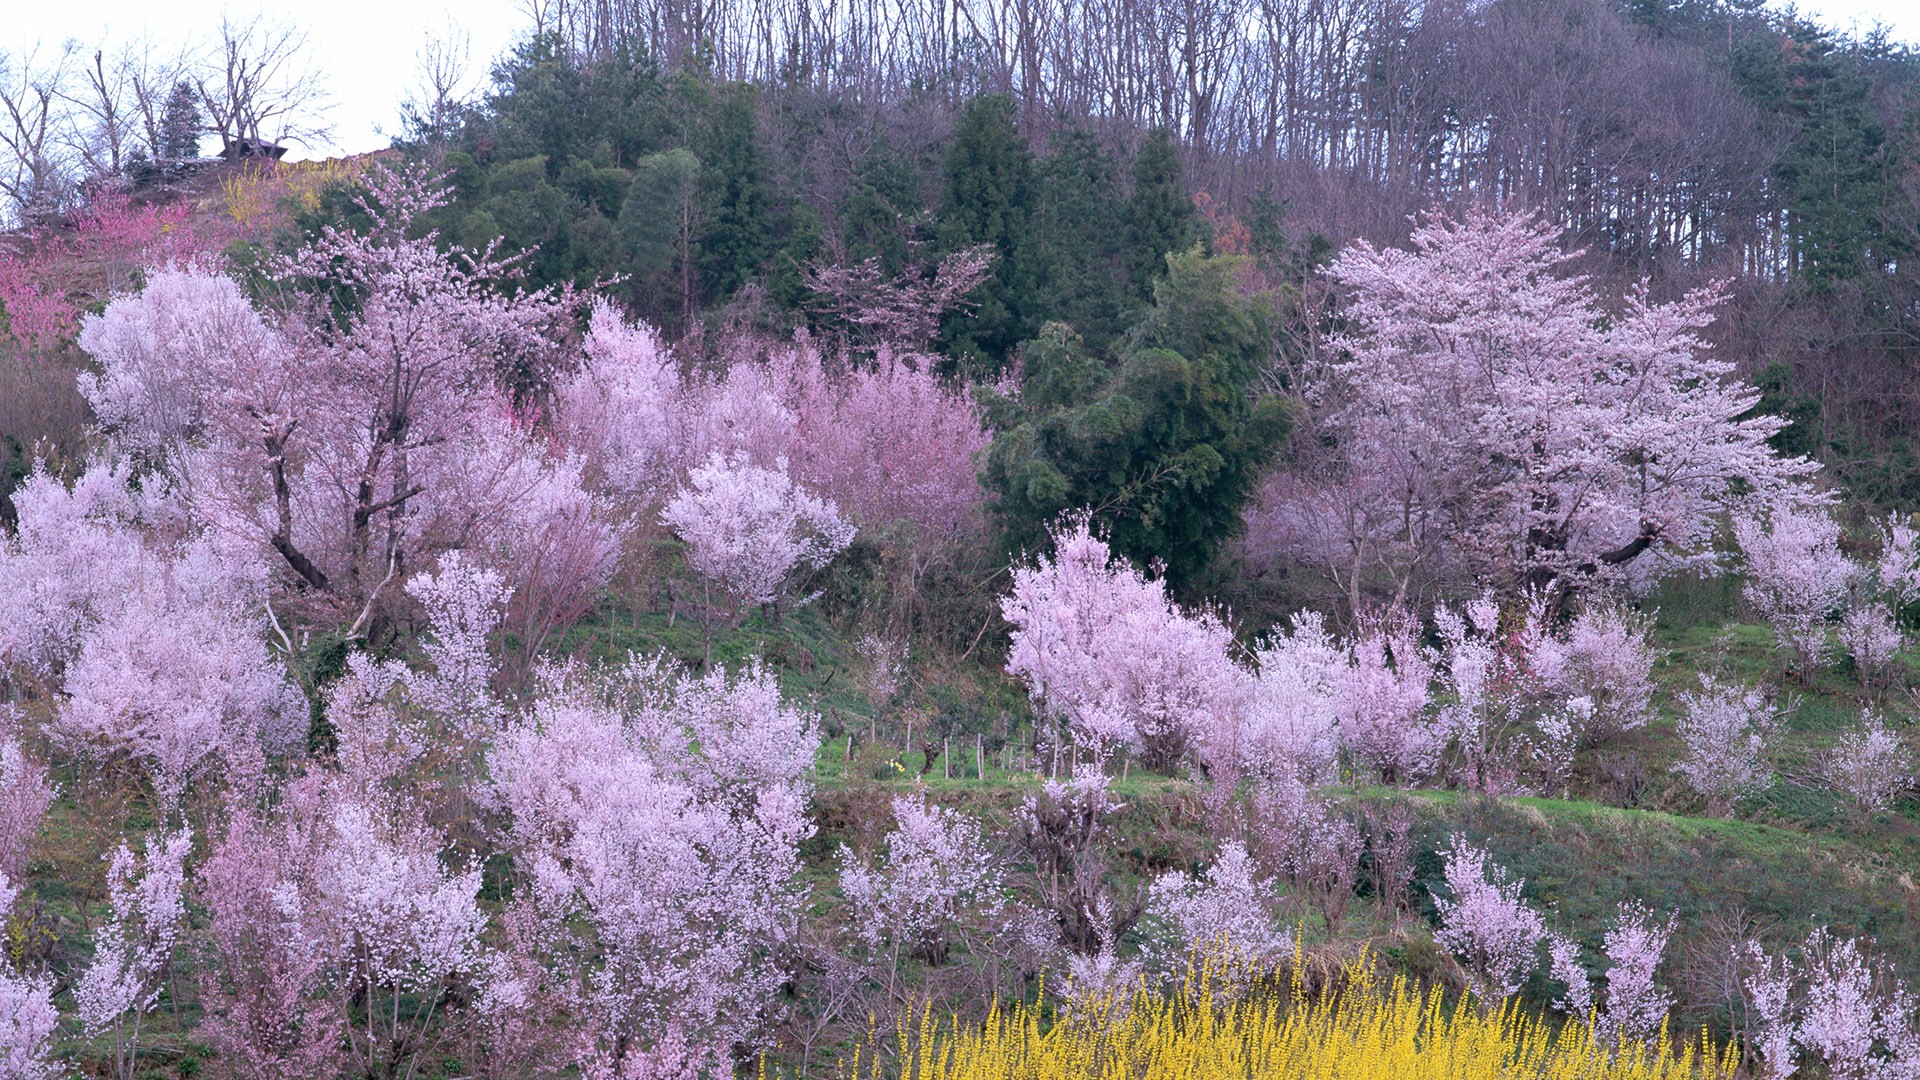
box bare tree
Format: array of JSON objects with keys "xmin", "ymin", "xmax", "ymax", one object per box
[
  {"xmin": 196, "ymin": 16, "xmax": 332, "ymax": 154},
  {"xmin": 65, "ymin": 48, "xmax": 135, "ymax": 178},
  {"xmin": 0, "ymin": 42, "xmax": 79, "ymax": 225},
  {"xmin": 398, "ymin": 24, "xmax": 473, "ymax": 154}
]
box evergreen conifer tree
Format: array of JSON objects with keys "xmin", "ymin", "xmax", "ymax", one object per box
[
  {"xmin": 937, "ymin": 94, "xmax": 1043, "ymax": 374},
  {"xmin": 158, "ymin": 81, "xmax": 202, "ymax": 170},
  {"xmin": 1124, "ymin": 128, "xmax": 1201, "ymax": 301}
]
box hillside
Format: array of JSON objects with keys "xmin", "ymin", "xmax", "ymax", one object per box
[{"xmin": 4, "ymin": 2, "xmax": 1920, "ymax": 1078}]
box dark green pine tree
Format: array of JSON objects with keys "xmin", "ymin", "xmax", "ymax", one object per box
[
  {"xmin": 978, "ymin": 249, "xmax": 1291, "ymax": 586},
  {"xmin": 1734, "ymin": 24, "xmax": 1897, "ymax": 286},
  {"xmin": 698, "ymin": 87, "xmax": 775, "ymax": 301},
  {"xmin": 158, "ymin": 81, "xmax": 202, "ymax": 169},
  {"xmin": 1124, "ymin": 128, "xmax": 1202, "ymax": 302},
  {"xmin": 485, "ymin": 36, "xmax": 600, "ymax": 181},
  {"xmin": 937, "ymin": 94, "xmax": 1044, "ymax": 375},
  {"xmin": 838, "ymin": 142, "xmax": 926, "ymax": 275},
  {"xmin": 1033, "ymin": 121, "xmax": 1129, "ymax": 347}
]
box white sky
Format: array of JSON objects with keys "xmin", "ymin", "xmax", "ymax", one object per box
[
  {"xmin": 6, "ymin": 0, "xmax": 528, "ymax": 160},
  {"xmin": 5, "ymin": 0, "xmax": 1917, "ymax": 161}
]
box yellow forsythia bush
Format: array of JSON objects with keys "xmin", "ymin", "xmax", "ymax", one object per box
[{"xmin": 839, "ymin": 956, "xmax": 1734, "ymax": 1080}]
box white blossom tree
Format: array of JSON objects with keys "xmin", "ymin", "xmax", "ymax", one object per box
[{"xmin": 1298, "ymin": 207, "xmax": 1816, "ymax": 600}]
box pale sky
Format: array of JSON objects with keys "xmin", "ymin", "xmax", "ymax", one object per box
[
  {"xmin": 5, "ymin": 0, "xmax": 1918, "ymax": 162},
  {"xmin": 6, "ymin": 0, "xmax": 528, "ymax": 160}
]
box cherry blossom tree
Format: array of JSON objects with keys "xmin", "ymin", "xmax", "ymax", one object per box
[
  {"xmin": 771, "ymin": 343, "xmax": 991, "ymax": 543},
  {"xmin": 486, "ymin": 449, "xmax": 621, "ymax": 667},
  {"xmin": 1432, "ymin": 835, "xmax": 1548, "ymax": 999},
  {"xmin": 1820, "ymin": 712, "xmax": 1915, "ymax": 825},
  {"xmin": 76, "ymin": 828, "xmax": 192, "ymax": 1080},
  {"xmin": 661, "ymin": 451, "xmax": 854, "ymax": 646},
  {"xmin": 803, "ymin": 242, "xmax": 993, "ymax": 352},
  {"xmin": 0, "ymin": 728, "xmax": 53, "ymax": 882},
  {"xmin": 1012, "ymin": 768, "xmax": 1131, "ymax": 958},
  {"xmin": 1742, "ymin": 929, "xmax": 1920, "ymax": 1080},
  {"xmin": 1597, "ymin": 902, "xmax": 1676, "ymax": 1043},
  {"xmin": 1546, "ymin": 901, "xmax": 1674, "ymax": 1045},
  {"xmin": 194, "ymin": 783, "xmax": 344, "ymax": 1080},
  {"xmin": 1309, "ymin": 207, "xmax": 1816, "ymax": 599},
  {"xmin": 401, "ymin": 553, "xmax": 511, "ymax": 737},
  {"xmin": 838, "ymin": 795, "xmax": 1005, "ymax": 969},
  {"xmin": 1734, "ymin": 503, "xmax": 1853, "ymax": 679},
  {"xmin": 1001, "ymin": 517, "xmax": 1242, "ymax": 769},
  {"xmin": 1247, "ymin": 780, "xmax": 1362, "ymax": 932},
  {"xmin": 1433, "ymin": 597, "xmax": 1514, "ymax": 793},
  {"xmin": 0, "ymin": 870, "xmax": 61, "ymax": 1080},
  {"xmin": 1142, "ymin": 841, "xmax": 1291, "ymax": 976},
  {"xmin": 1, "ymin": 460, "xmax": 305, "ymax": 799},
  {"xmin": 1520, "ymin": 598, "xmax": 1658, "ymax": 745},
  {"xmin": 1840, "ymin": 606, "xmax": 1904, "ymax": 694},
  {"xmin": 57, "ymin": 572, "xmax": 307, "ymax": 802},
  {"xmin": 487, "ymin": 656, "xmax": 817, "ymax": 1063},
  {"xmin": 1335, "ymin": 613, "xmax": 1439, "ymax": 783},
  {"xmin": 0, "ymin": 460, "xmax": 157, "ymax": 682},
  {"xmin": 77, "ymin": 266, "xmax": 278, "ymax": 469},
  {"xmin": 1236, "ymin": 612, "xmax": 1344, "ymax": 787},
  {"xmin": 317, "ymin": 789, "xmax": 489, "ymax": 1080},
  {"xmin": 552, "ymin": 300, "xmax": 690, "ymax": 502},
  {"xmin": 76, "ymin": 167, "xmax": 584, "ymax": 636},
  {"xmin": 1672, "ymin": 675, "xmax": 1781, "ymax": 816},
  {"xmin": 1842, "ymin": 515, "xmax": 1920, "ymax": 692}
]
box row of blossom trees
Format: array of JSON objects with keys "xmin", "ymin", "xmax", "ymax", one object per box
[{"xmin": 5, "ymin": 182, "xmax": 1919, "ymax": 1076}]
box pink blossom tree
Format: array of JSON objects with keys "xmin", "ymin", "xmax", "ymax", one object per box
[
  {"xmin": 552, "ymin": 301, "xmax": 687, "ymax": 501},
  {"xmin": 1842, "ymin": 515, "xmax": 1920, "ymax": 692},
  {"xmin": 57, "ymin": 575, "xmax": 307, "ymax": 802},
  {"xmin": 1840, "ymin": 606, "xmax": 1904, "ymax": 694},
  {"xmin": 1142, "ymin": 841, "xmax": 1291, "ymax": 977},
  {"xmin": 1520, "ymin": 598, "xmax": 1658, "ymax": 745},
  {"xmin": 1236, "ymin": 612, "xmax": 1345, "ymax": 787},
  {"xmin": 0, "ymin": 460, "xmax": 156, "ymax": 682},
  {"xmin": 1672, "ymin": 675, "xmax": 1781, "ymax": 816},
  {"xmin": 1734, "ymin": 503, "xmax": 1853, "ymax": 679},
  {"xmin": 661, "ymin": 451, "xmax": 854, "ymax": 649},
  {"xmin": 802, "ymin": 242, "xmax": 993, "ymax": 352},
  {"xmin": 1310, "ymin": 207, "xmax": 1816, "ymax": 600},
  {"xmin": 1820, "ymin": 712, "xmax": 1915, "ymax": 825},
  {"xmin": 76, "ymin": 828, "xmax": 192, "ymax": 1080},
  {"xmin": 1596, "ymin": 901, "xmax": 1676, "ymax": 1044},
  {"xmin": 77, "ymin": 266, "xmax": 281, "ymax": 468},
  {"xmin": 1742, "ymin": 929, "xmax": 1920, "ymax": 1080},
  {"xmin": 1, "ymin": 460, "xmax": 305, "ymax": 800},
  {"xmin": 838, "ymin": 795, "xmax": 1005, "ymax": 970},
  {"xmin": 0, "ymin": 728, "xmax": 53, "ymax": 882},
  {"xmin": 0, "ymin": 870, "xmax": 62, "ymax": 1080},
  {"xmin": 316, "ymin": 789, "xmax": 490, "ymax": 1080},
  {"xmin": 772, "ymin": 343, "xmax": 991, "ymax": 543},
  {"xmin": 1001, "ymin": 517, "xmax": 1242, "ymax": 770},
  {"xmin": 1247, "ymin": 780, "xmax": 1363, "ymax": 932},
  {"xmin": 487, "ymin": 656, "xmax": 817, "ymax": 1063},
  {"xmin": 485, "ymin": 450, "xmax": 622, "ymax": 669},
  {"xmin": 194, "ymin": 784, "xmax": 345, "ymax": 1080},
  {"xmin": 1012, "ymin": 767, "xmax": 1131, "ymax": 959},
  {"xmin": 401, "ymin": 553, "xmax": 511, "ymax": 737},
  {"xmin": 1335, "ymin": 613, "xmax": 1439, "ymax": 783},
  {"xmin": 1433, "ymin": 597, "xmax": 1516, "ymax": 793},
  {"xmin": 1431, "ymin": 835, "xmax": 1548, "ymax": 999},
  {"xmin": 76, "ymin": 167, "xmax": 584, "ymax": 636}
]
